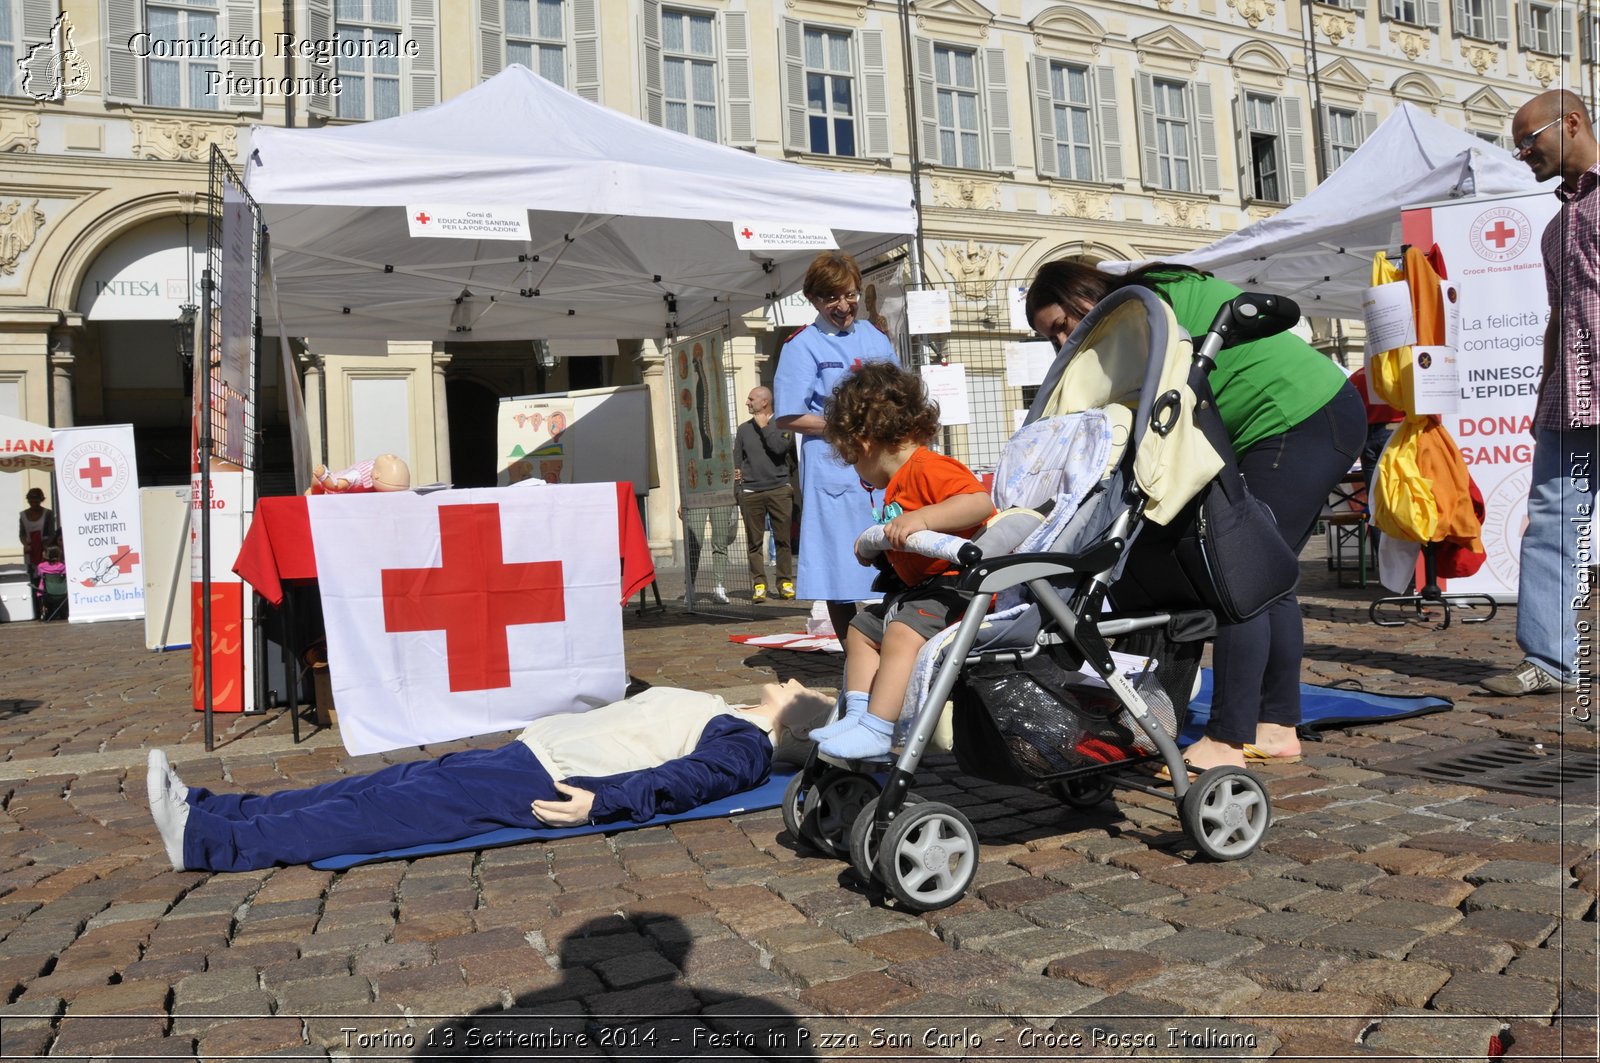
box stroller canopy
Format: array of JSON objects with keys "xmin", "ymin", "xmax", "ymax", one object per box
[{"xmin": 1028, "ymin": 287, "xmax": 1224, "ymax": 525}]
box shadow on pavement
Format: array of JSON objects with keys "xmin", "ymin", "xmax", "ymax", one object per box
[{"xmin": 409, "ymin": 914, "xmax": 819, "ymax": 1061}]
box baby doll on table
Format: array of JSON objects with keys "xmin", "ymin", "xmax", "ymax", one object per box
[{"xmin": 308, "ymin": 454, "xmax": 411, "ymax": 494}]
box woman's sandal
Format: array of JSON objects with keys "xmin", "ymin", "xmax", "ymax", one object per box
[{"xmin": 1241, "ymin": 742, "xmax": 1302, "ymax": 764}]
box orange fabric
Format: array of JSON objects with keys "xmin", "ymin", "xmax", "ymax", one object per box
[
  {"xmin": 882, "ymin": 447, "xmax": 992, "ymax": 585},
  {"xmin": 1367, "ymin": 247, "xmax": 1484, "ymax": 558}
]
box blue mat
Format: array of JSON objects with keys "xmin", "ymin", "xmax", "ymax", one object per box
[
  {"xmin": 309, "ymin": 769, "xmax": 798, "ymax": 871},
  {"xmin": 1178, "ymin": 670, "xmax": 1451, "ymax": 745},
  {"xmin": 309, "ymin": 677, "xmax": 1449, "ymax": 870}
]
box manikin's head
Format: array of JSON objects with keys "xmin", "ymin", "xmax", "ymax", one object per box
[
  {"xmin": 738, "ymin": 678, "xmax": 836, "ymax": 766},
  {"xmin": 371, "ymin": 454, "xmax": 411, "ymax": 491}
]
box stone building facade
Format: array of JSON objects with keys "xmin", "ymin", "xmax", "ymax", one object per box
[{"xmin": 0, "ymin": 0, "xmax": 1588, "ymax": 562}]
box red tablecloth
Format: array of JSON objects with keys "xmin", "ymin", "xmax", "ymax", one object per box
[{"xmin": 234, "ymin": 483, "xmax": 655, "ymax": 606}]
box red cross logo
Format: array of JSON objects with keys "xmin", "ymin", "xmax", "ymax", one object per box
[
  {"xmin": 415, "ymin": 212, "xmax": 431, "ymax": 225},
  {"xmin": 740, "ymin": 227, "xmax": 754, "ymax": 239},
  {"xmin": 381, "ymin": 503, "xmax": 565, "ymax": 692},
  {"xmin": 110, "ymin": 546, "xmax": 140, "ymax": 574},
  {"xmin": 78, "ymin": 456, "xmax": 113, "ymax": 489},
  {"xmin": 1484, "ymin": 220, "xmax": 1517, "ymax": 249}
]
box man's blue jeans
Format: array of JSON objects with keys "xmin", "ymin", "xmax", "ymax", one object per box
[{"xmin": 1518, "ymin": 428, "xmax": 1597, "ymax": 682}]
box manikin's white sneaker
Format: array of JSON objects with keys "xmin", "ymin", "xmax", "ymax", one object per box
[{"xmin": 146, "ymin": 749, "xmax": 189, "ymax": 872}]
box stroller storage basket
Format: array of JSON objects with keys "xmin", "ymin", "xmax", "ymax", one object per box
[{"xmin": 952, "ymin": 632, "xmax": 1201, "ymax": 786}]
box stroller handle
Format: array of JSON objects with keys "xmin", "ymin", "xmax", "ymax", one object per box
[
  {"xmin": 1194, "ymin": 292, "xmax": 1302, "ymax": 365},
  {"xmin": 854, "ymin": 525, "xmax": 974, "ymax": 568}
]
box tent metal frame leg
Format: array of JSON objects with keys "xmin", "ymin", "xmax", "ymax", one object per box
[{"xmin": 1370, "ymin": 544, "xmax": 1498, "ymax": 630}]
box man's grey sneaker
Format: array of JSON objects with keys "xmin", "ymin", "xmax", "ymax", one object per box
[{"xmin": 1480, "ymin": 661, "xmax": 1579, "ymax": 696}]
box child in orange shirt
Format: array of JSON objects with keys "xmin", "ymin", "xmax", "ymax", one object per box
[{"xmin": 809, "ymin": 362, "xmax": 995, "ymax": 759}]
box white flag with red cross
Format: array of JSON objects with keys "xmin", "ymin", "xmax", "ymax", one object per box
[{"xmin": 307, "ymin": 483, "xmax": 626, "ymax": 755}]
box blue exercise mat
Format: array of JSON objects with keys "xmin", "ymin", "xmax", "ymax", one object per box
[
  {"xmin": 309, "ymin": 769, "xmax": 798, "ymax": 871},
  {"xmin": 1178, "ymin": 670, "xmax": 1451, "ymax": 745},
  {"xmin": 310, "ymin": 678, "xmax": 1448, "ymax": 870}
]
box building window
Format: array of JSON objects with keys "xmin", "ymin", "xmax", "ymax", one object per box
[
  {"xmin": 506, "ymin": 0, "xmax": 565, "ymax": 87},
  {"xmin": 1244, "ymin": 93, "xmax": 1282, "ymax": 202},
  {"xmin": 1473, "ymin": 129, "xmax": 1509, "ymax": 149},
  {"xmin": 804, "ymin": 26, "xmax": 854, "ymax": 156},
  {"xmin": 662, "ymin": 7, "xmax": 717, "ymax": 141},
  {"xmin": 1455, "ymin": 0, "xmax": 1492, "ymax": 39},
  {"xmin": 1385, "ymin": 0, "xmax": 1422, "ymax": 22},
  {"xmin": 1326, "ymin": 106, "xmax": 1361, "ymax": 169},
  {"xmin": 1048, "ymin": 62, "xmax": 1094, "ymax": 181},
  {"xmin": 1520, "ymin": 0, "xmax": 1566, "ymax": 53},
  {"xmin": 1151, "ymin": 77, "xmax": 1192, "ymax": 192},
  {"xmin": 934, "ymin": 44, "xmax": 981, "ymax": 169},
  {"xmin": 146, "ymin": 1, "xmax": 220, "ymax": 109},
  {"xmin": 335, "ymin": 0, "xmax": 401, "ymax": 121}
]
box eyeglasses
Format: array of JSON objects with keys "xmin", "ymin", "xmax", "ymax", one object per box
[
  {"xmin": 1515, "ymin": 114, "xmax": 1569, "ymax": 157},
  {"xmin": 819, "ymin": 291, "xmax": 861, "ymax": 307}
]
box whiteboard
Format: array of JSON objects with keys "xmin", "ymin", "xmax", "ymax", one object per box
[{"xmin": 497, "ymin": 384, "xmax": 653, "ymax": 493}]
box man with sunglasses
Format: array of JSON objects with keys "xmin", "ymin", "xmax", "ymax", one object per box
[{"xmin": 1482, "ymin": 92, "xmax": 1598, "ymax": 697}]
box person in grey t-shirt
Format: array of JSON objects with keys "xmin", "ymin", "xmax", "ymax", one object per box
[{"xmin": 734, "ymin": 387, "xmax": 796, "ymax": 603}]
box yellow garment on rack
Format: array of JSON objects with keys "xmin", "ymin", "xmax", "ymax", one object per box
[{"xmin": 1367, "ymin": 249, "xmax": 1483, "ymax": 552}]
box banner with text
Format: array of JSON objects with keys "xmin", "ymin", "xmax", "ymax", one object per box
[
  {"xmin": 1402, "ymin": 190, "xmax": 1561, "ymax": 600},
  {"xmin": 53, "ymin": 424, "xmax": 146, "ymax": 623}
]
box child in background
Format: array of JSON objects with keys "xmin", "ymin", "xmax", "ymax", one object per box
[
  {"xmin": 809, "ymin": 362, "xmax": 995, "ymax": 760},
  {"xmin": 35, "ymin": 544, "xmax": 65, "ymax": 585}
]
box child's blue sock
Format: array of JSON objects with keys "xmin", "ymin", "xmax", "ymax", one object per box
[
  {"xmin": 808, "ymin": 691, "xmax": 869, "ymax": 741},
  {"xmin": 817, "ymin": 712, "xmax": 894, "ymax": 760}
]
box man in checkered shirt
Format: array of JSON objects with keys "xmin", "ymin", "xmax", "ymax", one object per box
[{"xmin": 1483, "ymin": 91, "xmax": 1599, "ymax": 697}]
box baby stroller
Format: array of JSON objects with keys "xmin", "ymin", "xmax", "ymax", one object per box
[{"xmin": 783, "ymin": 286, "xmax": 1304, "ymax": 911}]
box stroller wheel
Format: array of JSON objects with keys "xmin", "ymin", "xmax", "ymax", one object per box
[
  {"xmin": 781, "ymin": 771, "xmax": 811, "ymax": 844},
  {"xmin": 1180, "ymin": 766, "xmax": 1271, "ymax": 861},
  {"xmin": 1052, "ymin": 775, "xmax": 1116, "ymax": 809},
  {"xmin": 801, "ymin": 770, "xmax": 882, "ymax": 858},
  {"xmin": 848, "ymin": 793, "xmax": 923, "ymax": 884},
  {"xmin": 877, "ymin": 802, "xmax": 979, "ymax": 912}
]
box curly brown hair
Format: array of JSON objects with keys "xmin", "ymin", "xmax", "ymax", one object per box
[{"xmin": 822, "ymin": 361, "xmax": 941, "ymax": 465}]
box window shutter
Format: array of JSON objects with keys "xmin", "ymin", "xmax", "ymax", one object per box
[
  {"xmin": 915, "ymin": 37, "xmax": 939, "ymax": 166},
  {"xmin": 1193, "ymin": 80, "xmax": 1221, "ymax": 194},
  {"xmin": 1282, "ymin": 96, "xmax": 1309, "ymax": 200},
  {"xmin": 479, "ymin": 0, "xmax": 503, "ymax": 80},
  {"xmin": 1560, "ymin": 7, "xmax": 1575, "ymax": 54},
  {"xmin": 1319, "ymin": 102, "xmax": 1336, "ymax": 174},
  {"xmin": 1423, "ymin": 0, "xmax": 1442, "ymax": 29},
  {"xmin": 572, "ymin": 0, "xmax": 600, "ymax": 102},
  {"xmin": 301, "ymin": 0, "xmax": 334, "ymax": 117},
  {"xmin": 1361, "ymin": 109, "xmax": 1380, "ymax": 144},
  {"xmin": 723, "ymin": 10, "xmax": 753, "ymax": 146},
  {"xmin": 20, "ymin": 0, "xmax": 54, "ymax": 45},
  {"xmin": 1583, "ymin": 12, "xmax": 1598, "ymax": 61},
  {"xmin": 101, "ymin": 0, "xmax": 142, "ymax": 103},
  {"xmin": 1030, "ymin": 56, "xmax": 1058, "ymax": 179},
  {"xmin": 1516, "ymin": 0, "xmax": 1532, "ymax": 47},
  {"xmin": 408, "ymin": 0, "xmax": 440, "ymax": 110},
  {"xmin": 641, "ymin": 0, "xmax": 663, "ymax": 126},
  {"xmin": 1491, "ymin": 0, "xmax": 1510, "ymax": 43},
  {"xmin": 1232, "ymin": 94, "xmax": 1250, "ymax": 198},
  {"xmin": 222, "ymin": 1, "xmax": 262, "ymax": 110},
  {"xmin": 1450, "ymin": 0, "xmax": 1467, "ymax": 35},
  {"xmin": 780, "ymin": 18, "xmax": 806, "ymax": 152},
  {"xmin": 1095, "ymin": 64, "xmax": 1122, "ymax": 183},
  {"xmin": 1136, "ymin": 72, "xmax": 1159, "ymax": 188},
  {"xmin": 860, "ymin": 27, "xmax": 892, "ymax": 159},
  {"xmin": 984, "ymin": 46, "xmax": 1012, "ymax": 171}
]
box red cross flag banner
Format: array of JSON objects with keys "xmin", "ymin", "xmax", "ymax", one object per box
[
  {"xmin": 307, "ymin": 483, "xmax": 627, "ymax": 755},
  {"xmin": 51, "ymin": 424, "xmax": 146, "ymax": 623}
]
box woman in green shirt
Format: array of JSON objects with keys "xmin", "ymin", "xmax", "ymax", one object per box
[{"xmin": 1027, "ymin": 261, "xmax": 1364, "ymax": 773}]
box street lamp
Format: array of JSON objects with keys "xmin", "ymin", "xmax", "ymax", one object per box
[{"xmin": 173, "ymin": 303, "xmax": 199, "ymax": 395}]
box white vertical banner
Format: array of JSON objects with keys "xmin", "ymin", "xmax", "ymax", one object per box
[
  {"xmin": 1403, "ymin": 190, "xmax": 1561, "ymax": 600},
  {"xmin": 52, "ymin": 424, "xmax": 146, "ymax": 622}
]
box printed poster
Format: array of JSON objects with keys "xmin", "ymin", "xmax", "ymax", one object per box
[
  {"xmin": 52, "ymin": 424, "xmax": 146, "ymax": 623},
  {"xmin": 670, "ymin": 330, "xmax": 736, "ymax": 509},
  {"xmin": 498, "ymin": 395, "xmax": 578, "ymax": 485}
]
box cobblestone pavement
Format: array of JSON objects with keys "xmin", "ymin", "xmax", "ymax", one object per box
[{"xmin": 0, "ymin": 558, "xmax": 1595, "ymax": 1061}]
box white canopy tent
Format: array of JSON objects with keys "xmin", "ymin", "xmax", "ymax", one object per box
[
  {"xmin": 245, "ymin": 66, "xmax": 916, "ymax": 343},
  {"xmin": 1165, "ymin": 103, "xmax": 1549, "ymax": 317}
]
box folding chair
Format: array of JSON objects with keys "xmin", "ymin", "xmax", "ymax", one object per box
[{"xmin": 1321, "ymin": 471, "xmax": 1371, "ymax": 588}]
